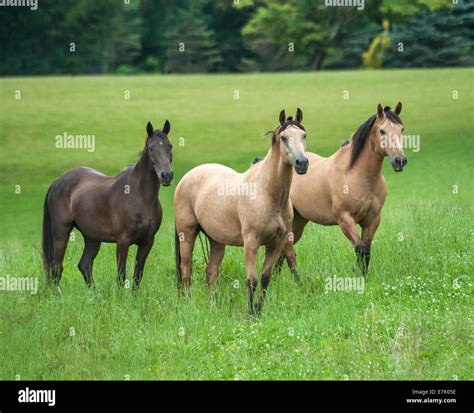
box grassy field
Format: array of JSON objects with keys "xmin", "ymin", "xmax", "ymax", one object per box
[{"xmin": 0, "ymin": 68, "xmax": 472, "ymax": 380}]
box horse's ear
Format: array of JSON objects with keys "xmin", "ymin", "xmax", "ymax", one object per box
[
  {"xmin": 163, "ymin": 120, "xmax": 171, "ymax": 135},
  {"xmin": 296, "ymin": 108, "xmax": 303, "ymax": 123},
  {"xmin": 377, "ymin": 104, "xmax": 384, "ymax": 118},
  {"xmin": 279, "ymin": 110, "xmax": 286, "ymax": 125},
  {"xmin": 146, "ymin": 121, "xmax": 154, "ymax": 137},
  {"xmin": 395, "ymin": 102, "xmax": 402, "ymax": 115}
]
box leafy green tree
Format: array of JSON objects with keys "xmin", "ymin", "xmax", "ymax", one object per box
[
  {"xmin": 237, "ymin": 0, "xmax": 381, "ymax": 71},
  {"xmin": 237, "ymin": 0, "xmax": 454, "ymax": 71}
]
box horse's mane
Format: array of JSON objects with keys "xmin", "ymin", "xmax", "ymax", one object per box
[{"xmin": 348, "ymin": 107, "xmax": 402, "ymax": 169}]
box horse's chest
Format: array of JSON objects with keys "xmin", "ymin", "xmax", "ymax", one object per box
[
  {"xmin": 260, "ymin": 209, "xmax": 291, "ymax": 244},
  {"xmin": 130, "ymin": 210, "xmax": 161, "ymax": 238},
  {"xmin": 350, "ymin": 196, "xmax": 382, "ymax": 223}
]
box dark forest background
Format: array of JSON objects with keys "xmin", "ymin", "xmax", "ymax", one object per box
[{"xmin": 1, "ymin": 0, "xmax": 473, "ymax": 76}]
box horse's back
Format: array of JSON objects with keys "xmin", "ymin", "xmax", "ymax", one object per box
[
  {"xmin": 47, "ymin": 167, "xmax": 117, "ymax": 234},
  {"xmin": 174, "ymin": 163, "xmax": 243, "ymax": 244}
]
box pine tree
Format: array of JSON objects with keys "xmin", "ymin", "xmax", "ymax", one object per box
[
  {"xmin": 385, "ymin": 2, "xmax": 474, "ymax": 68},
  {"xmin": 163, "ymin": 3, "xmax": 222, "ymax": 73}
]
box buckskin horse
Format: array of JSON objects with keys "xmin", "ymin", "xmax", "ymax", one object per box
[
  {"xmin": 276, "ymin": 103, "xmax": 407, "ymax": 280},
  {"xmin": 174, "ymin": 109, "xmax": 309, "ymax": 315}
]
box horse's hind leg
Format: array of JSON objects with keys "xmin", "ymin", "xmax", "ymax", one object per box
[
  {"xmin": 206, "ymin": 239, "xmax": 225, "ymax": 294},
  {"xmin": 177, "ymin": 226, "xmax": 198, "ymax": 291},
  {"xmin": 51, "ymin": 223, "xmax": 73, "ymax": 288},
  {"xmin": 133, "ymin": 237, "xmax": 154, "ymax": 289},
  {"xmin": 78, "ymin": 237, "xmax": 101, "ymax": 288}
]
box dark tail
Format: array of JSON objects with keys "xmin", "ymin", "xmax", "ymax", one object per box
[
  {"xmin": 197, "ymin": 229, "xmax": 210, "ymax": 266},
  {"xmin": 42, "ymin": 186, "xmax": 53, "ymax": 277},
  {"xmin": 175, "ymin": 225, "xmax": 182, "ymax": 288}
]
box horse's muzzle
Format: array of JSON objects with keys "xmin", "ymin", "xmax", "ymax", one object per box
[
  {"xmin": 391, "ymin": 155, "xmax": 408, "ymax": 172},
  {"xmin": 159, "ymin": 170, "xmax": 174, "ymax": 186},
  {"xmin": 294, "ymin": 156, "xmax": 309, "ymax": 175}
]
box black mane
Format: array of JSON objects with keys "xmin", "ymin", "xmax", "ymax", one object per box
[{"xmin": 348, "ymin": 107, "xmax": 402, "ymax": 169}]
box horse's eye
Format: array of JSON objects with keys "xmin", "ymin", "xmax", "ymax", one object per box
[
  {"xmin": 303, "ymin": 133, "xmax": 307, "ymax": 139},
  {"xmin": 281, "ymin": 135, "xmax": 288, "ymax": 142},
  {"xmin": 380, "ymin": 129, "xmax": 386, "ymax": 135},
  {"xmin": 401, "ymin": 127, "xmax": 405, "ymax": 133}
]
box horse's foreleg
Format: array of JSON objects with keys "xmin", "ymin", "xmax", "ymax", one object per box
[
  {"xmin": 256, "ymin": 239, "xmax": 287, "ymax": 315},
  {"xmin": 275, "ymin": 211, "xmax": 307, "ymax": 283},
  {"xmin": 243, "ymin": 237, "xmax": 259, "ymax": 316},
  {"xmin": 78, "ymin": 238, "xmax": 101, "ymax": 288},
  {"xmin": 206, "ymin": 239, "xmax": 225, "ymax": 295},
  {"xmin": 360, "ymin": 212, "xmax": 381, "ymax": 273},
  {"xmin": 116, "ymin": 240, "xmax": 130, "ymax": 287},
  {"xmin": 133, "ymin": 238, "xmax": 154, "ymax": 289},
  {"xmin": 282, "ymin": 240, "xmax": 301, "ymax": 285},
  {"xmin": 338, "ymin": 213, "xmax": 368, "ymax": 274}
]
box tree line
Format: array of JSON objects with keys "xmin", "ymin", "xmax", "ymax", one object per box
[{"xmin": 0, "ymin": 0, "xmax": 472, "ymax": 76}]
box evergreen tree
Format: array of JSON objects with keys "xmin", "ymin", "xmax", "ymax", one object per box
[
  {"xmin": 385, "ymin": 2, "xmax": 474, "ymax": 68},
  {"xmin": 163, "ymin": 2, "xmax": 222, "ymax": 73}
]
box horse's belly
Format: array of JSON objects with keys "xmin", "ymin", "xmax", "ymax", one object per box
[
  {"xmin": 196, "ymin": 206, "xmax": 243, "ymax": 246},
  {"xmin": 74, "ymin": 213, "xmax": 116, "ymax": 242},
  {"xmin": 293, "ymin": 190, "xmax": 336, "ymax": 225},
  {"xmin": 70, "ymin": 186, "xmax": 117, "ymax": 241}
]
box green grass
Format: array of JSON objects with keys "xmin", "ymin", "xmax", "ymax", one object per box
[{"xmin": 0, "ymin": 68, "xmax": 472, "ymax": 379}]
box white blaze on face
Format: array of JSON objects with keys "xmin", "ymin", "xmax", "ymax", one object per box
[{"xmin": 280, "ymin": 125, "xmax": 307, "ymax": 166}]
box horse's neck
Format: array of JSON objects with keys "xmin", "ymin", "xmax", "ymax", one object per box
[
  {"xmin": 348, "ymin": 132, "xmax": 384, "ymax": 185},
  {"xmin": 258, "ymin": 145, "xmax": 292, "ymax": 207},
  {"xmin": 131, "ymin": 146, "xmax": 159, "ymax": 202}
]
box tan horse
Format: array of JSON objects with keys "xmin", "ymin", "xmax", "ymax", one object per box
[
  {"xmin": 174, "ymin": 109, "xmax": 308, "ymax": 315},
  {"xmin": 279, "ymin": 103, "xmax": 407, "ymax": 278}
]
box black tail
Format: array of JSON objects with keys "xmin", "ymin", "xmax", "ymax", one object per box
[
  {"xmin": 42, "ymin": 186, "xmax": 53, "ymax": 277},
  {"xmin": 175, "ymin": 226, "xmax": 182, "ymax": 288},
  {"xmin": 197, "ymin": 229, "xmax": 210, "ymax": 266}
]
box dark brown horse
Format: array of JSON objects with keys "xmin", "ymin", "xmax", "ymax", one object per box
[{"xmin": 42, "ymin": 120, "xmax": 173, "ymax": 290}]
